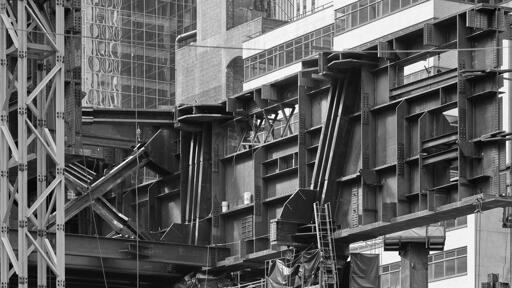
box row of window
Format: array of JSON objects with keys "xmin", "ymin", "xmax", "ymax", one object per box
[
  {"xmin": 86, "ymin": 0, "xmax": 186, "ymax": 20},
  {"xmin": 87, "ymin": 47, "xmax": 171, "ymax": 65},
  {"xmin": 244, "ymin": 25, "xmax": 333, "ymax": 81},
  {"xmin": 85, "ymin": 74, "xmax": 171, "ymax": 90},
  {"xmin": 334, "ymin": 0, "xmax": 425, "ymax": 34},
  {"xmin": 85, "ymin": 13, "xmax": 175, "ymax": 32},
  {"xmin": 380, "ymin": 247, "xmax": 468, "ymax": 288},
  {"xmin": 83, "ymin": 90, "xmax": 172, "ymax": 109},
  {"xmin": 428, "ymin": 247, "xmax": 467, "ymax": 281}
]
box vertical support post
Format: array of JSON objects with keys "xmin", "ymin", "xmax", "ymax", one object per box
[
  {"xmin": 55, "ymin": 0, "xmax": 66, "ymax": 286},
  {"xmin": 297, "ymin": 73, "xmax": 308, "ymax": 188},
  {"xmin": 396, "ymin": 101, "xmax": 409, "ymax": 216},
  {"xmin": 360, "ymin": 67, "xmax": 377, "ymax": 224},
  {"xmin": 0, "ymin": 0, "xmax": 9, "ymax": 285},
  {"xmin": 508, "ymin": 39, "xmax": 512, "ymax": 195},
  {"xmin": 36, "ymin": 61, "xmax": 48, "ymax": 288},
  {"xmin": 253, "ymin": 147, "xmax": 266, "ymax": 252},
  {"xmin": 456, "ymin": 13, "xmax": 474, "ymax": 200},
  {"xmin": 211, "ymin": 126, "xmax": 224, "ymax": 245},
  {"xmin": 399, "ymin": 243, "xmax": 429, "ymax": 288},
  {"xmin": 17, "ymin": 0, "xmax": 29, "ymax": 286}
]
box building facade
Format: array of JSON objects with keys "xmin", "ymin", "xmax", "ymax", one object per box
[{"xmin": 81, "ymin": 0, "xmax": 196, "ymax": 109}]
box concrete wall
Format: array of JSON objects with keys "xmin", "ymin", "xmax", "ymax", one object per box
[
  {"xmin": 476, "ymin": 209, "xmax": 512, "ymax": 285},
  {"xmin": 176, "ymin": 17, "xmax": 267, "ymax": 105},
  {"xmin": 176, "ymin": 0, "xmax": 287, "ymax": 105}
]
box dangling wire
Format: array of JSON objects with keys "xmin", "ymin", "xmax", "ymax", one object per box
[
  {"xmin": 82, "ymin": 143, "xmax": 109, "ymax": 288},
  {"xmin": 87, "ymin": 185, "xmax": 109, "ymax": 288}
]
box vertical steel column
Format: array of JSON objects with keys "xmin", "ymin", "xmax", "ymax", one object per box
[
  {"xmin": 504, "ymin": 40, "xmax": 512, "ymax": 226},
  {"xmin": 0, "ymin": 0, "xmax": 9, "ymax": 286},
  {"xmin": 36, "ymin": 61, "xmax": 48, "ymax": 288},
  {"xmin": 55, "ymin": 0, "xmax": 66, "ymax": 286},
  {"xmin": 17, "ymin": 0, "xmax": 29, "ymax": 286}
]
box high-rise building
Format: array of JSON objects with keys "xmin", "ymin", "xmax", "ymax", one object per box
[{"xmin": 81, "ymin": 0, "xmax": 196, "ymax": 109}]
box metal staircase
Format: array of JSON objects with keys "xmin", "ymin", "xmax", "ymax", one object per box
[{"xmin": 314, "ymin": 202, "xmax": 338, "ymax": 288}]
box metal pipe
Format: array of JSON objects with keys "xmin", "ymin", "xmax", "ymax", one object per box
[{"xmin": 175, "ymin": 30, "xmax": 197, "ymax": 49}]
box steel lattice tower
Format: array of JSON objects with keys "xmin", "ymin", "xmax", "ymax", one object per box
[{"xmin": 0, "ymin": 0, "xmax": 65, "ymax": 287}]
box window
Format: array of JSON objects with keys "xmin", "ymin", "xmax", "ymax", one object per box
[
  {"xmin": 335, "ymin": 0, "xmax": 427, "ymax": 34},
  {"xmin": 244, "ymin": 25, "xmax": 333, "ymax": 80},
  {"xmin": 379, "ymin": 246, "xmax": 468, "ymax": 286},
  {"xmin": 380, "ymin": 262, "xmax": 400, "ymax": 288},
  {"xmin": 428, "ymin": 247, "xmax": 467, "ymax": 281}
]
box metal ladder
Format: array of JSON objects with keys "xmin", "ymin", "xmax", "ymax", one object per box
[{"xmin": 314, "ymin": 202, "xmax": 338, "ymax": 288}]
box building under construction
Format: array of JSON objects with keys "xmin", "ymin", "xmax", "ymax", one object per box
[{"xmin": 1, "ymin": 0, "xmax": 512, "ymax": 287}]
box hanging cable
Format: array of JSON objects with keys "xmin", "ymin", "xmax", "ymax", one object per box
[
  {"xmin": 87, "ymin": 188, "xmax": 109, "ymax": 288},
  {"xmin": 4, "ymin": 25, "xmax": 512, "ymax": 54},
  {"xmin": 81, "ymin": 142, "xmax": 109, "ymax": 288}
]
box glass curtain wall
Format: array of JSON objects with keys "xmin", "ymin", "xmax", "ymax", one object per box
[{"xmin": 82, "ymin": 0, "xmax": 196, "ymax": 109}]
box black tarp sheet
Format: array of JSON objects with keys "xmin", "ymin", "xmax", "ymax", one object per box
[{"xmin": 350, "ymin": 253, "xmax": 379, "ymax": 288}]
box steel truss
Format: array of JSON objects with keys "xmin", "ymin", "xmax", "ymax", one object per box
[{"xmin": 0, "ymin": 0, "xmax": 65, "ymax": 287}]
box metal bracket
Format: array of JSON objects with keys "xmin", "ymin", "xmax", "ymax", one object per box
[
  {"xmin": 0, "ymin": 58, "xmax": 6, "ymax": 66},
  {"xmin": 37, "ymin": 229, "xmax": 47, "ymax": 238},
  {"xmin": 0, "ymin": 113, "xmax": 7, "ymax": 123},
  {"xmin": 0, "ymin": 170, "xmax": 7, "ymax": 177},
  {"xmin": 56, "ymin": 111, "xmax": 65, "ymax": 119},
  {"xmin": 56, "ymin": 0, "xmax": 64, "ymax": 6},
  {"xmin": 0, "ymin": 225, "xmax": 8, "ymax": 234},
  {"xmin": 56, "ymin": 167, "xmax": 64, "ymax": 175},
  {"xmin": 18, "ymin": 277, "xmax": 28, "ymax": 285},
  {"xmin": 18, "ymin": 219, "xmax": 28, "ymax": 229},
  {"xmin": 1, "ymin": 282, "xmax": 8, "ymax": 288},
  {"xmin": 18, "ymin": 163, "xmax": 27, "ymax": 171},
  {"xmin": 56, "ymin": 54, "xmax": 64, "ymax": 63},
  {"xmin": 37, "ymin": 174, "xmax": 47, "ymax": 182},
  {"xmin": 18, "ymin": 51, "xmax": 26, "ymax": 59},
  {"xmin": 56, "ymin": 224, "xmax": 65, "ymax": 231},
  {"xmin": 18, "ymin": 107, "xmax": 26, "ymax": 116},
  {"xmin": 37, "ymin": 119, "xmax": 47, "ymax": 127}
]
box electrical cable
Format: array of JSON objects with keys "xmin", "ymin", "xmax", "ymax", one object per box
[
  {"xmin": 4, "ymin": 25, "xmax": 512, "ymax": 54},
  {"xmin": 81, "ymin": 143, "xmax": 109, "ymax": 288},
  {"xmin": 86, "ymin": 187, "xmax": 109, "ymax": 288}
]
